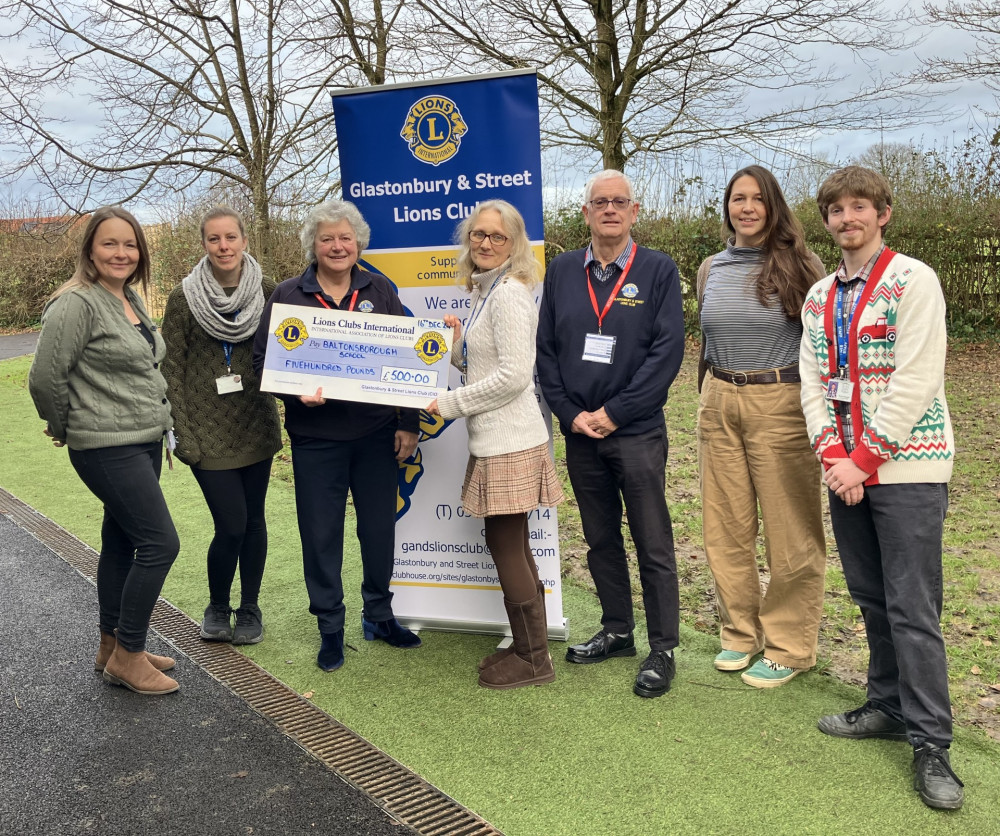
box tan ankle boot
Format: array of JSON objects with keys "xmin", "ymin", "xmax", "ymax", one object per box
[
  {"xmin": 479, "ymin": 587, "xmax": 555, "ymax": 690},
  {"xmin": 94, "ymin": 631, "xmax": 175, "ymax": 672},
  {"xmin": 103, "ymin": 642, "xmax": 179, "ymax": 695}
]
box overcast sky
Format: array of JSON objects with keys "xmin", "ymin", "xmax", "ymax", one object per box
[{"xmin": 1, "ymin": 2, "xmax": 994, "ymax": 217}]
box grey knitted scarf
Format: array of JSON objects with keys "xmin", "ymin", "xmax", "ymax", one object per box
[{"xmin": 181, "ymin": 252, "xmax": 265, "ymax": 343}]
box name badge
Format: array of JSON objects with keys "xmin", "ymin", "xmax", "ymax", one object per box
[
  {"xmin": 825, "ymin": 377, "xmax": 853, "ymax": 403},
  {"xmin": 216, "ymin": 374, "xmax": 244, "ymax": 395},
  {"xmin": 583, "ymin": 333, "xmax": 616, "ymax": 364}
]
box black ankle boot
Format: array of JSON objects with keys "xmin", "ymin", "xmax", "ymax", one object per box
[
  {"xmin": 361, "ymin": 616, "xmax": 421, "ymax": 648},
  {"xmin": 317, "ymin": 630, "xmax": 345, "ymax": 671}
]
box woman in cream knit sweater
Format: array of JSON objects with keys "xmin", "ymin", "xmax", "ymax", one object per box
[{"xmin": 428, "ymin": 200, "xmax": 563, "ymax": 689}]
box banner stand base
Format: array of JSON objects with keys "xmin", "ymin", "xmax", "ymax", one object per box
[{"xmin": 395, "ymin": 616, "xmax": 569, "ymax": 642}]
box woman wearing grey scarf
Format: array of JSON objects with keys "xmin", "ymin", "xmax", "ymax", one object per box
[{"xmin": 162, "ymin": 207, "xmax": 281, "ymax": 647}]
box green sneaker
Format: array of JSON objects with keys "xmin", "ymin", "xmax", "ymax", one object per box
[
  {"xmin": 714, "ymin": 650, "xmax": 753, "ymax": 672},
  {"xmin": 741, "ymin": 657, "xmax": 801, "ymax": 688}
]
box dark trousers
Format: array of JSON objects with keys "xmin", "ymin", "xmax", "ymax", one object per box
[
  {"xmin": 192, "ymin": 458, "xmax": 271, "ymax": 609},
  {"xmin": 290, "ymin": 428, "xmax": 398, "ymax": 634},
  {"xmin": 829, "ymin": 482, "xmax": 953, "ymax": 746},
  {"xmin": 565, "ymin": 425, "xmax": 679, "ymax": 651},
  {"xmin": 69, "ymin": 443, "xmax": 179, "ymax": 652}
]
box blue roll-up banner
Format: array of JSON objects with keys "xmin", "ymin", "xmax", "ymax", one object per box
[{"xmin": 331, "ymin": 70, "xmax": 566, "ymax": 640}]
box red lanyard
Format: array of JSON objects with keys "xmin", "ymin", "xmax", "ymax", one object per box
[
  {"xmin": 314, "ymin": 289, "xmax": 358, "ymax": 311},
  {"xmin": 586, "ymin": 242, "xmax": 636, "ymax": 333}
]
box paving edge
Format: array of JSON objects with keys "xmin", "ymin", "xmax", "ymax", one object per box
[{"xmin": 1, "ymin": 487, "xmax": 503, "ymax": 836}]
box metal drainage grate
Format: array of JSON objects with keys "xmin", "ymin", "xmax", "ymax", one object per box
[{"xmin": 1, "ymin": 487, "xmax": 503, "ymax": 836}]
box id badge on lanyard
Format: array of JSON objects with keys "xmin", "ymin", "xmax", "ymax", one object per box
[
  {"xmin": 825, "ymin": 377, "xmax": 853, "ymax": 402},
  {"xmin": 582, "ymin": 333, "xmax": 616, "ymax": 364},
  {"xmin": 825, "ymin": 280, "xmax": 860, "ymax": 403},
  {"xmin": 216, "ymin": 340, "xmax": 244, "ymax": 395},
  {"xmin": 582, "ymin": 244, "xmax": 635, "ymax": 365}
]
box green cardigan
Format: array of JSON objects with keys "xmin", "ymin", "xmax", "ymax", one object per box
[
  {"xmin": 160, "ymin": 278, "xmax": 281, "ymax": 470},
  {"xmin": 29, "ymin": 283, "xmax": 173, "ymax": 450}
]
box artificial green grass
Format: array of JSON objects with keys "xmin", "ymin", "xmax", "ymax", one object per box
[{"xmin": 3, "ymin": 354, "xmax": 999, "ymax": 835}]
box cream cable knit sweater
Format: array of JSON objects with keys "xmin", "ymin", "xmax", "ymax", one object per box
[{"xmin": 436, "ymin": 265, "xmax": 549, "ymax": 458}]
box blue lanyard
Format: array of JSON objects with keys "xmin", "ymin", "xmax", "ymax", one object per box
[
  {"xmin": 462, "ymin": 272, "xmax": 505, "ymax": 370},
  {"xmin": 834, "ymin": 280, "xmax": 863, "ymax": 373},
  {"xmin": 222, "ymin": 308, "xmax": 240, "ymax": 373}
]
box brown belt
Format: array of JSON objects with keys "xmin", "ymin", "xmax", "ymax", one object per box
[{"xmin": 709, "ymin": 364, "xmax": 800, "ymax": 385}]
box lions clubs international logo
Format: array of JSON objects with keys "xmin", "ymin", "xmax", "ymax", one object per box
[
  {"xmin": 275, "ymin": 317, "xmax": 307, "ymax": 350},
  {"xmin": 400, "ymin": 96, "xmax": 468, "ymax": 166},
  {"xmin": 414, "ymin": 331, "xmax": 448, "ymax": 365}
]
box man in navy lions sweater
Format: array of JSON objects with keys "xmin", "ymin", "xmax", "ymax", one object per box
[{"xmin": 536, "ymin": 169, "xmax": 685, "ymax": 698}]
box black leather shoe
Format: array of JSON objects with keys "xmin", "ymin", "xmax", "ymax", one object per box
[
  {"xmin": 817, "ymin": 701, "xmax": 907, "ymax": 741},
  {"xmin": 633, "ymin": 650, "xmax": 675, "ymax": 698},
  {"xmin": 914, "ymin": 744, "xmax": 964, "ymax": 810},
  {"xmin": 565, "ymin": 629, "xmax": 636, "ymax": 664}
]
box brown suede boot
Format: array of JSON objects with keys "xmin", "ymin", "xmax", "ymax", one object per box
[
  {"xmin": 103, "ymin": 642, "xmax": 179, "ymax": 695},
  {"xmin": 479, "ymin": 587, "xmax": 555, "ymax": 690},
  {"xmin": 478, "ymin": 645, "xmax": 514, "ymax": 671},
  {"xmin": 479, "ymin": 582, "xmax": 549, "ymax": 671},
  {"xmin": 94, "ymin": 631, "xmax": 175, "ymax": 673}
]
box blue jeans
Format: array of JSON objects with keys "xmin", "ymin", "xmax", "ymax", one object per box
[
  {"xmin": 69, "ymin": 443, "xmax": 179, "ymax": 652},
  {"xmin": 290, "ymin": 427, "xmax": 398, "ymax": 634},
  {"xmin": 829, "ymin": 482, "xmax": 952, "ymax": 746},
  {"xmin": 564, "ymin": 425, "xmax": 679, "ymax": 652}
]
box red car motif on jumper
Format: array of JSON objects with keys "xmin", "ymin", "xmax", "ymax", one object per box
[{"xmin": 859, "ymin": 317, "xmax": 896, "ymax": 344}]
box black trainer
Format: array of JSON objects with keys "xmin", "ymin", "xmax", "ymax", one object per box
[
  {"xmin": 232, "ymin": 604, "xmax": 264, "ymax": 645},
  {"xmin": 817, "ymin": 701, "xmax": 907, "ymax": 741},
  {"xmin": 200, "ymin": 603, "xmax": 234, "ymax": 642},
  {"xmin": 914, "ymin": 744, "xmax": 964, "ymax": 810}
]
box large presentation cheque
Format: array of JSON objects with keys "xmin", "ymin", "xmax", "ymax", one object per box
[{"xmin": 259, "ymin": 302, "xmax": 452, "ymax": 409}]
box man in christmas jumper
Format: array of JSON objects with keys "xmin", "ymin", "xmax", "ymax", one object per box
[{"xmin": 799, "ymin": 165, "xmax": 962, "ymax": 810}]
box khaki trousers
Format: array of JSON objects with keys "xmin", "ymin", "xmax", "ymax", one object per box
[{"xmin": 697, "ymin": 376, "xmax": 826, "ymax": 668}]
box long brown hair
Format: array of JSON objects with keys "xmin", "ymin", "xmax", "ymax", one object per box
[
  {"xmin": 722, "ymin": 165, "xmax": 822, "ymax": 318},
  {"xmin": 51, "ymin": 206, "xmax": 151, "ymax": 300}
]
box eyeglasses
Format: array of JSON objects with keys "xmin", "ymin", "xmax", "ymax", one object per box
[
  {"xmin": 469, "ymin": 230, "xmax": 509, "ymax": 245},
  {"xmin": 588, "ymin": 197, "xmax": 633, "ymax": 211}
]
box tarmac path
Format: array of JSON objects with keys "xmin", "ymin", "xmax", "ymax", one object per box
[{"xmin": 0, "ymin": 513, "xmax": 411, "ymax": 836}]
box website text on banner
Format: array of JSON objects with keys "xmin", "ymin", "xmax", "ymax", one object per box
[
  {"xmin": 331, "ymin": 71, "xmax": 565, "ymax": 639},
  {"xmin": 260, "ymin": 304, "xmax": 452, "ymax": 409}
]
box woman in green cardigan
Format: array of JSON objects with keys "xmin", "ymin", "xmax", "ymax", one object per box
[
  {"xmin": 29, "ymin": 206, "xmax": 180, "ymax": 696},
  {"xmin": 161, "ymin": 207, "xmax": 281, "ymax": 645}
]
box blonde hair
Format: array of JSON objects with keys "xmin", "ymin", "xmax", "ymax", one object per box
[
  {"xmin": 200, "ymin": 205, "xmax": 247, "ymax": 240},
  {"xmin": 454, "ymin": 200, "xmax": 540, "ymax": 292},
  {"xmin": 51, "ymin": 206, "xmax": 151, "ymax": 300}
]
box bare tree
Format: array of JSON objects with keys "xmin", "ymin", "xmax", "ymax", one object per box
[
  {"xmin": 415, "ymin": 0, "xmax": 930, "ymax": 174},
  {"xmin": 921, "ymin": 1, "xmax": 1000, "ymax": 141},
  {"xmin": 0, "ymin": 0, "xmax": 420, "ymax": 260}
]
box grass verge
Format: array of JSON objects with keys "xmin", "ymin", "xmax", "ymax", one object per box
[{"xmin": 2, "ymin": 347, "xmax": 999, "ymax": 835}]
